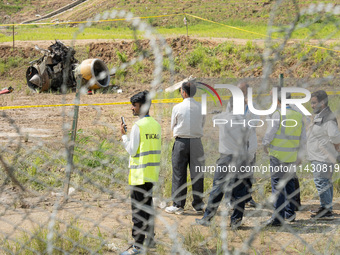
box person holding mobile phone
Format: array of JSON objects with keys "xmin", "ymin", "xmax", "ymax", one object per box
[
  {"xmin": 119, "ymin": 90, "xmax": 161, "ymax": 255},
  {"xmin": 121, "ymin": 116, "xmax": 127, "ymax": 133}
]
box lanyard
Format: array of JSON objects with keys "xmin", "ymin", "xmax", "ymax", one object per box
[{"xmin": 244, "ymin": 105, "xmax": 248, "ymax": 115}]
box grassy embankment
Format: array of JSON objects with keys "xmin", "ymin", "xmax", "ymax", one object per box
[{"xmin": 0, "ymin": 17, "xmax": 339, "ymax": 42}]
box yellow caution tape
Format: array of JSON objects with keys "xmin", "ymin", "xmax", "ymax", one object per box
[
  {"xmin": 0, "ymin": 101, "xmax": 129, "ymax": 110},
  {"xmin": 185, "ymin": 13, "xmax": 340, "ymax": 54},
  {"xmin": 1, "ymin": 12, "xmax": 338, "ymax": 53},
  {"xmin": 0, "ymin": 98, "xmax": 181, "ymax": 110},
  {"xmin": 1, "ymin": 91, "xmax": 340, "ymax": 111},
  {"xmin": 0, "ymin": 14, "xmax": 183, "ymax": 27},
  {"xmin": 305, "ymin": 44, "xmax": 340, "ymax": 53},
  {"xmin": 185, "ymin": 13, "xmax": 268, "ymax": 38}
]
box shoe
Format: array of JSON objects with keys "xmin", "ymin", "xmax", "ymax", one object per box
[
  {"xmin": 195, "ymin": 217, "xmax": 211, "ymax": 227},
  {"xmin": 105, "ymin": 243, "xmax": 118, "ymax": 251},
  {"xmin": 285, "ymin": 214, "xmax": 296, "ymax": 222},
  {"xmin": 311, "ymin": 207, "xmax": 334, "ymax": 220},
  {"xmin": 226, "ymin": 202, "xmax": 234, "ymax": 210},
  {"xmin": 246, "ymin": 199, "xmax": 257, "ymax": 208},
  {"xmin": 193, "ymin": 207, "xmax": 204, "ymax": 215},
  {"xmin": 144, "ymin": 237, "xmax": 156, "ymax": 248},
  {"xmin": 165, "ymin": 205, "xmax": 184, "ymax": 215},
  {"xmin": 230, "ymin": 218, "xmax": 242, "ymax": 230},
  {"xmin": 295, "ymin": 203, "xmax": 302, "ymax": 211},
  {"xmin": 262, "ymin": 218, "xmax": 282, "ymax": 227},
  {"xmin": 310, "ymin": 207, "xmax": 323, "ymax": 214},
  {"xmin": 120, "ymin": 245, "xmax": 141, "ymax": 255}
]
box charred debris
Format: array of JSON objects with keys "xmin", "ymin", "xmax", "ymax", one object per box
[{"xmin": 26, "ymin": 40, "xmax": 78, "ymax": 92}]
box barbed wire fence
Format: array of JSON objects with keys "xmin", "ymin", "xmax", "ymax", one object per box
[{"xmin": 1, "ymin": 1, "xmax": 340, "ymax": 254}]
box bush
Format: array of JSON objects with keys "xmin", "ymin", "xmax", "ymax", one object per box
[
  {"xmin": 102, "ymin": 26, "xmax": 111, "ymax": 30},
  {"xmin": 187, "ymin": 45, "xmax": 205, "ymax": 67},
  {"xmin": 0, "ymin": 62, "xmax": 5, "ymax": 75},
  {"xmin": 116, "ymin": 50, "xmax": 128, "ymax": 63},
  {"xmin": 7, "ymin": 56, "xmax": 22, "ymax": 68}
]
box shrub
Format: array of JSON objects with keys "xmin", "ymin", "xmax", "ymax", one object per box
[
  {"xmin": 116, "ymin": 50, "xmax": 127, "ymax": 63},
  {"xmin": 187, "ymin": 45, "xmax": 205, "ymax": 67}
]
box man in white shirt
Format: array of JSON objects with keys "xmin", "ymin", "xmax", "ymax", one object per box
[
  {"xmin": 226, "ymin": 82, "xmax": 258, "ymax": 208},
  {"xmin": 195, "ymin": 96, "xmax": 250, "ymax": 229},
  {"xmin": 307, "ymin": 90, "xmax": 340, "ymax": 219},
  {"xmin": 165, "ymin": 81, "xmax": 206, "ymax": 215}
]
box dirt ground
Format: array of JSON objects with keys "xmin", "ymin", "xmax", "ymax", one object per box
[
  {"xmin": 1, "ymin": 88, "xmax": 340, "ymax": 254},
  {"xmin": 1, "ymin": 0, "xmax": 340, "ymax": 252},
  {"xmin": 1, "ymin": 37, "xmax": 340, "ymax": 254},
  {"xmin": 1, "ymin": 183, "xmax": 339, "ymax": 254}
]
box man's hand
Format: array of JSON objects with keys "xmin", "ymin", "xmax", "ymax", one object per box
[
  {"xmin": 295, "ymin": 159, "xmax": 302, "ymax": 166},
  {"xmin": 334, "ymin": 143, "xmax": 340, "ymax": 152},
  {"xmin": 121, "ymin": 123, "xmax": 127, "ymax": 135}
]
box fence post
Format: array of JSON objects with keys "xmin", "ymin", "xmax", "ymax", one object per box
[
  {"xmin": 183, "ymin": 16, "xmax": 188, "ymax": 39},
  {"xmin": 63, "ymin": 75, "xmax": 82, "ymax": 202},
  {"xmin": 279, "ymin": 73, "xmax": 284, "ymax": 87},
  {"xmin": 12, "ymin": 25, "xmax": 15, "ymax": 50}
]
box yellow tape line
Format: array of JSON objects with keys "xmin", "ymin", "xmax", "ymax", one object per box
[
  {"xmin": 0, "ymin": 14, "xmax": 183, "ymax": 27},
  {"xmin": 185, "ymin": 13, "xmax": 340, "ymax": 54},
  {"xmin": 185, "ymin": 13, "xmax": 268, "ymax": 38},
  {"xmin": 1, "ymin": 11, "xmax": 338, "ymax": 53},
  {"xmin": 1, "ymin": 91, "xmax": 340, "ymax": 111},
  {"xmin": 305, "ymin": 44, "xmax": 340, "ymax": 53},
  {"xmin": 0, "ymin": 98, "xmax": 182, "ymax": 110}
]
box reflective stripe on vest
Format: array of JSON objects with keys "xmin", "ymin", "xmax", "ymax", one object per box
[
  {"xmin": 269, "ymin": 109, "xmax": 303, "ymax": 163},
  {"xmin": 129, "ymin": 116, "xmax": 161, "ymax": 185}
]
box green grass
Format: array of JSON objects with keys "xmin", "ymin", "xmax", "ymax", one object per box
[
  {"xmin": 0, "ymin": 56, "xmax": 24, "ymax": 75},
  {"xmin": 0, "ymin": 3, "xmax": 23, "ymax": 14},
  {"xmin": 0, "ymin": 20, "xmax": 339, "ymax": 43},
  {"xmin": 1, "ymin": 220, "xmax": 104, "ymax": 254},
  {"xmin": 183, "ymin": 226, "xmax": 209, "ymax": 254},
  {"xmin": 0, "ymin": 130, "xmax": 129, "ymax": 193}
]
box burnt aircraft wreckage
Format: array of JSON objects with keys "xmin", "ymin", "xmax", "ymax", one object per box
[{"xmin": 26, "ymin": 40, "xmax": 110, "ymax": 92}]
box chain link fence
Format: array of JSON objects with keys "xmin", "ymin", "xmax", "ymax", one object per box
[{"xmin": 1, "ymin": 2, "xmax": 340, "ymax": 254}]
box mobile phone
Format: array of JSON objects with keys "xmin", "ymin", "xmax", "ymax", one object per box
[{"xmin": 121, "ymin": 116, "xmax": 127, "ymax": 132}]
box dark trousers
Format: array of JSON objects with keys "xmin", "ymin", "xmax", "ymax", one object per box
[
  {"xmin": 244, "ymin": 178, "xmax": 254, "ymax": 203},
  {"xmin": 244, "ymin": 154, "xmax": 256, "ymax": 203},
  {"xmin": 130, "ymin": 182, "xmax": 154, "ymax": 247},
  {"xmin": 171, "ymin": 137, "xmax": 205, "ymax": 210},
  {"xmin": 203, "ymin": 155, "xmax": 247, "ymax": 222},
  {"xmin": 270, "ymin": 156, "xmax": 296, "ymax": 222},
  {"xmin": 294, "ymin": 177, "xmax": 301, "ymax": 210}
]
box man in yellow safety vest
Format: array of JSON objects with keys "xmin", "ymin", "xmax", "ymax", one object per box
[
  {"xmin": 120, "ymin": 90, "xmax": 161, "ymax": 255},
  {"xmin": 262, "ymin": 91, "xmax": 306, "ymax": 227}
]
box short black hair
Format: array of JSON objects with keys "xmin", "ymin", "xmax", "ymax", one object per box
[
  {"xmin": 130, "ymin": 90, "xmax": 149, "ymax": 105},
  {"xmin": 311, "ymin": 90, "xmax": 328, "ymax": 106},
  {"xmin": 130, "ymin": 90, "xmax": 151, "ymax": 114},
  {"xmin": 182, "ymin": 81, "xmax": 197, "ymax": 97}
]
